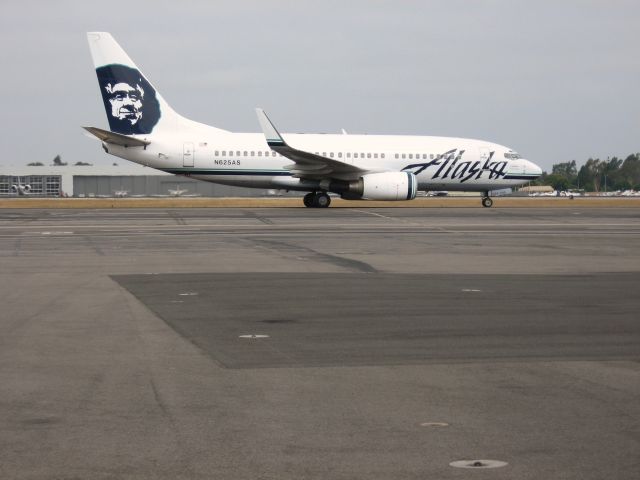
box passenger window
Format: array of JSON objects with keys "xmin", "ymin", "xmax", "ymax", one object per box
[
  {"xmin": 236, "ymin": 151, "xmax": 241, "ymax": 157},
  {"xmin": 381, "ymin": 153, "xmax": 385, "ymax": 159},
  {"xmin": 430, "ymin": 154, "xmax": 434, "ymax": 159},
  {"xmin": 374, "ymin": 153, "xmax": 378, "ymax": 159},
  {"xmin": 222, "ymin": 151, "xmax": 226, "ymax": 156},
  {"xmin": 215, "ymin": 150, "xmax": 219, "ymax": 156},
  {"xmin": 258, "ymin": 151, "xmax": 262, "ymax": 157},
  {"xmin": 322, "ymin": 152, "xmax": 326, "ymax": 157},
  {"xmin": 367, "ymin": 153, "xmax": 371, "ymax": 158},
  {"xmin": 330, "ymin": 152, "xmax": 334, "ymax": 158},
  {"xmin": 347, "ymin": 153, "xmax": 351, "ymax": 158},
  {"xmin": 354, "ymin": 153, "xmax": 358, "ymax": 158},
  {"xmin": 243, "ymin": 151, "xmax": 248, "ymax": 156},
  {"xmin": 338, "ymin": 152, "xmax": 342, "ymax": 158},
  {"xmin": 272, "ymin": 152, "xmax": 276, "ymax": 157},
  {"xmin": 402, "ymin": 154, "xmax": 406, "ymax": 159},
  {"xmin": 409, "ymin": 154, "xmax": 413, "ymax": 159},
  {"xmin": 395, "ymin": 154, "xmax": 399, "ymax": 159},
  {"xmin": 251, "ymin": 151, "xmax": 255, "ymax": 156}
]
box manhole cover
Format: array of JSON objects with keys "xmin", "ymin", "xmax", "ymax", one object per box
[{"xmin": 450, "ymin": 459, "xmax": 508, "ymax": 469}]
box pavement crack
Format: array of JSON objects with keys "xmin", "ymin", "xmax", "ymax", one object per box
[
  {"xmin": 243, "ymin": 210, "xmax": 275, "ymax": 225},
  {"xmin": 12, "ymin": 237, "xmax": 21, "ymax": 256},
  {"xmin": 149, "ymin": 375, "xmax": 172, "ymax": 418},
  {"xmin": 166, "ymin": 210, "xmax": 187, "ymax": 225},
  {"xmin": 84, "ymin": 235, "xmax": 105, "ymax": 256},
  {"xmin": 245, "ymin": 238, "xmax": 377, "ymax": 273}
]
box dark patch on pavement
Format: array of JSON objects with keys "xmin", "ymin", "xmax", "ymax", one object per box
[{"xmin": 111, "ymin": 272, "xmax": 640, "ymax": 369}]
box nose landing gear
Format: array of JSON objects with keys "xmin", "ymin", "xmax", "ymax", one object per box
[
  {"xmin": 481, "ymin": 193, "xmax": 493, "ymax": 208},
  {"xmin": 303, "ymin": 191, "xmax": 331, "ymax": 208}
]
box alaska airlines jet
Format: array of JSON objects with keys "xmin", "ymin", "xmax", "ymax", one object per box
[{"xmin": 84, "ymin": 32, "xmax": 542, "ymax": 208}]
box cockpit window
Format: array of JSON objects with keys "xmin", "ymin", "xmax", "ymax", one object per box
[{"xmin": 504, "ymin": 151, "xmax": 521, "ymax": 159}]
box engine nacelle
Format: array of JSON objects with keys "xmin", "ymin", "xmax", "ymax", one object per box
[
  {"xmin": 11, "ymin": 184, "xmax": 31, "ymax": 194},
  {"xmin": 334, "ymin": 172, "xmax": 417, "ymax": 201}
]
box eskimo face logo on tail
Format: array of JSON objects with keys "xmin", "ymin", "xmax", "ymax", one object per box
[{"xmin": 95, "ymin": 64, "xmax": 160, "ymax": 135}]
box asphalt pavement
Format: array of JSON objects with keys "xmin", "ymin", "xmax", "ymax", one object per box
[{"xmin": 0, "ymin": 206, "xmax": 638, "ymax": 479}]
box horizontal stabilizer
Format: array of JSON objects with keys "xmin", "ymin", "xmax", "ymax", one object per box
[{"xmin": 82, "ymin": 126, "xmax": 150, "ymax": 147}]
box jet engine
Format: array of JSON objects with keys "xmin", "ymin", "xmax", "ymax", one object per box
[
  {"xmin": 329, "ymin": 172, "xmax": 417, "ymax": 201},
  {"xmin": 11, "ymin": 184, "xmax": 31, "ymax": 194}
]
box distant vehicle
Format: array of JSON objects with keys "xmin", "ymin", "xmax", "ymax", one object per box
[
  {"xmin": 530, "ymin": 190, "xmax": 582, "ymax": 198},
  {"xmin": 83, "ymin": 32, "xmax": 543, "ymax": 208},
  {"xmin": 113, "ymin": 189, "xmax": 129, "ymax": 197},
  {"xmin": 559, "ymin": 190, "xmax": 576, "ymax": 197}
]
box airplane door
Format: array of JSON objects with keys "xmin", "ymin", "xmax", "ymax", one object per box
[{"xmin": 183, "ymin": 142, "xmax": 194, "ymax": 167}]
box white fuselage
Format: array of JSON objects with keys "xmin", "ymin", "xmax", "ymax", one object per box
[{"xmin": 105, "ymin": 124, "xmax": 541, "ymax": 194}]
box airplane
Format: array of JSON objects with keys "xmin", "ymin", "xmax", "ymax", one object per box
[
  {"xmin": 167, "ymin": 187, "xmax": 200, "ymax": 197},
  {"xmin": 11, "ymin": 180, "xmax": 31, "ymax": 196},
  {"xmin": 83, "ymin": 32, "xmax": 543, "ymax": 208},
  {"xmin": 151, "ymin": 187, "xmax": 201, "ymax": 198}
]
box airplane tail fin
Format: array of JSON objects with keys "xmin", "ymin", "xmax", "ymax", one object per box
[{"xmin": 86, "ymin": 32, "xmax": 226, "ymax": 136}]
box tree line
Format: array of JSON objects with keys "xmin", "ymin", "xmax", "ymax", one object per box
[
  {"xmin": 26, "ymin": 155, "xmax": 92, "ymax": 167},
  {"xmin": 536, "ymin": 153, "xmax": 640, "ymax": 192}
]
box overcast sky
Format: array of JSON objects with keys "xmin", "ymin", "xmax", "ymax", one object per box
[{"xmin": 0, "ymin": 0, "xmax": 638, "ymax": 171}]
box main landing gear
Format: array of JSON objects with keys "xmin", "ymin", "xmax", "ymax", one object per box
[
  {"xmin": 303, "ymin": 191, "xmax": 331, "ymax": 208},
  {"xmin": 481, "ymin": 192, "xmax": 493, "ymax": 208}
]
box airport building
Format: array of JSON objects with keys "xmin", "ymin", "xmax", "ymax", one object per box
[{"xmin": 0, "ymin": 164, "xmax": 288, "ymax": 198}]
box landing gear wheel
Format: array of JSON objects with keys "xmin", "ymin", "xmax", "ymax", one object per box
[
  {"xmin": 482, "ymin": 197, "xmax": 493, "ymax": 208},
  {"xmin": 313, "ymin": 192, "xmax": 331, "ymax": 208},
  {"xmin": 303, "ymin": 193, "xmax": 315, "ymax": 208}
]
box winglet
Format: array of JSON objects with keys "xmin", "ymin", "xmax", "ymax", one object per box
[{"xmin": 255, "ymin": 108, "xmax": 286, "ymax": 147}]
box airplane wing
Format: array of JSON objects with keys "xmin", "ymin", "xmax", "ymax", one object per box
[
  {"xmin": 82, "ymin": 126, "xmax": 150, "ymax": 148},
  {"xmin": 255, "ymin": 108, "xmax": 367, "ymax": 180}
]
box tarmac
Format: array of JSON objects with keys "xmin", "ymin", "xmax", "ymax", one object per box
[
  {"xmin": 0, "ymin": 205, "xmax": 638, "ymax": 479},
  {"xmin": 1, "ymin": 195, "xmax": 640, "ymax": 209}
]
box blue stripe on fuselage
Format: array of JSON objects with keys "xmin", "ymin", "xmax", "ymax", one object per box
[{"xmin": 162, "ymin": 168, "xmax": 291, "ymax": 177}]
